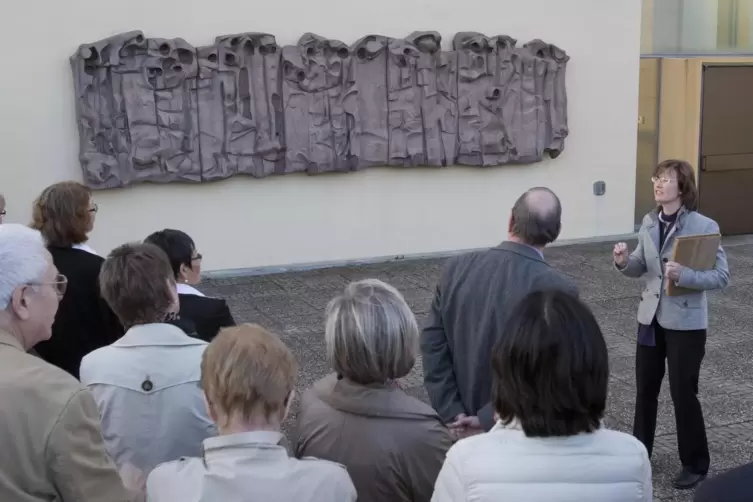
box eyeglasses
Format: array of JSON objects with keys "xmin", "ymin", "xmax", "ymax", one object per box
[
  {"xmin": 191, "ymin": 253, "xmax": 203, "ymax": 262},
  {"xmin": 0, "ymin": 210, "xmax": 5, "ymax": 216},
  {"xmin": 651, "ymin": 176, "xmax": 676, "ymax": 186},
  {"xmin": 27, "ymin": 274, "xmax": 68, "ymax": 299},
  {"xmin": 88, "ymin": 203, "xmax": 98, "ymax": 213}
]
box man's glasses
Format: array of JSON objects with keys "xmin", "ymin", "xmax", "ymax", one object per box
[
  {"xmin": 191, "ymin": 253, "xmax": 203, "ymax": 262},
  {"xmin": 27, "ymin": 274, "xmax": 68, "ymax": 299},
  {"xmin": 0, "ymin": 210, "xmax": 6, "ymax": 217},
  {"xmin": 88, "ymin": 203, "xmax": 98, "ymax": 213}
]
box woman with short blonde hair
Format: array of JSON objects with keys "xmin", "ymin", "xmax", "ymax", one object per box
[
  {"xmin": 296, "ymin": 279, "xmax": 452, "ymax": 502},
  {"xmin": 201, "ymin": 324, "xmax": 297, "ymax": 426},
  {"xmin": 147, "ymin": 324, "xmax": 356, "ymax": 502}
]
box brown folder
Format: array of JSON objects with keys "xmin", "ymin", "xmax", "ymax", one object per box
[{"xmin": 666, "ymin": 233, "xmax": 721, "ymax": 296}]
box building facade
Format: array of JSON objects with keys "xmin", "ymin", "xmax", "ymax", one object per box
[
  {"xmin": 636, "ymin": 0, "xmax": 753, "ymax": 233},
  {"xmin": 0, "ymin": 0, "xmax": 642, "ymax": 271}
]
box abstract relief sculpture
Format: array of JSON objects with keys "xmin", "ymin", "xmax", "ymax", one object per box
[{"xmin": 71, "ymin": 31, "xmax": 569, "ymax": 189}]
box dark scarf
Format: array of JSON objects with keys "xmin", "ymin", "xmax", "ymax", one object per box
[{"xmin": 658, "ymin": 209, "xmax": 679, "ymax": 251}]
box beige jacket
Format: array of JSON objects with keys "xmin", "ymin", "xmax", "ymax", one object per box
[
  {"xmin": 295, "ymin": 374, "xmax": 453, "ymax": 502},
  {"xmin": 146, "ymin": 430, "xmax": 356, "ymax": 501},
  {"xmin": 0, "ymin": 330, "xmax": 132, "ymax": 502}
]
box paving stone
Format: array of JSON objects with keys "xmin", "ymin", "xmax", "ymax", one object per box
[{"xmin": 203, "ymin": 238, "xmax": 753, "ymax": 502}]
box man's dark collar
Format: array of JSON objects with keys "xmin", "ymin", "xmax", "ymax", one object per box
[{"xmin": 492, "ymin": 241, "xmax": 546, "ymax": 262}]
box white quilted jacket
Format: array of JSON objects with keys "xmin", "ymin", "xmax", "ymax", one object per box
[{"xmin": 431, "ymin": 422, "xmax": 652, "ymax": 502}]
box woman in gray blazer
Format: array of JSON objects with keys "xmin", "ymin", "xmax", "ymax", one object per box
[{"xmin": 613, "ymin": 159, "xmax": 729, "ymax": 491}]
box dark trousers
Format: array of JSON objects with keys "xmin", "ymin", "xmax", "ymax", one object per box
[{"xmin": 634, "ymin": 323, "xmax": 710, "ymax": 475}]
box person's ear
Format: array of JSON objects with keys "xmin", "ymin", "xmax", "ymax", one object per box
[
  {"xmin": 178, "ymin": 264, "xmax": 190, "ymax": 282},
  {"xmin": 10, "ymin": 287, "xmax": 30, "ymax": 321},
  {"xmin": 508, "ymin": 214, "xmax": 514, "ymax": 234}
]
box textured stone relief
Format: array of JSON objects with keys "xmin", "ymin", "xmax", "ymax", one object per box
[{"xmin": 71, "ymin": 31, "xmax": 569, "ymax": 189}]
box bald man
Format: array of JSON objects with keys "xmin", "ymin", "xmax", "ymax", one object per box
[{"xmin": 421, "ymin": 187, "xmax": 579, "ymax": 434}]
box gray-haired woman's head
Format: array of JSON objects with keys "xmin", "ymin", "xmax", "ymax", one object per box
[{"xmin": 325, "ymin": 279, "xmax": 419, "ymax": 384}]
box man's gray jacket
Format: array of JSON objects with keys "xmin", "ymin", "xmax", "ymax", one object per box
[{"xmin": 421, "ymin": 241, "xmax": 578, "ymax": 430}]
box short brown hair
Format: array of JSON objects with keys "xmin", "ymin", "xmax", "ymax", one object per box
[
  {"xmin": 30, "ymin": 181, "xmax": 92, "ymax": 247},
  {"xmin": 99, "ymin": 243, "xmax": 175, "ymax": 328},
  {"xmin": 201, "ymin": 324, "xmax": 297, "ymax": 424},
  {"xmin": 653, "ymin": 159, "xmax": 699, "ymax": 211}
]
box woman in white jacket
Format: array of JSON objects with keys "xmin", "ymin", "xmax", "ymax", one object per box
[{"xmin": 432, "ymin": 290, "xmax": 653, "ymax": 502}]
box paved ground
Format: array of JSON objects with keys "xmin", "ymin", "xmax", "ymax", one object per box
[{"xmin": 203, "ymin": 237, "xmax": 753, "ymax": 501}]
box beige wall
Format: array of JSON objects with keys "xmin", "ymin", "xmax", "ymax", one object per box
[{"xmin": 0, "ymin": 0, "xmax": 642, "ymax": 271}]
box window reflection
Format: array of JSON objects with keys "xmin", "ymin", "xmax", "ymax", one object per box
[{"xmin": 642, "ymin": 0, "xmax": 753, "ymax": 54}]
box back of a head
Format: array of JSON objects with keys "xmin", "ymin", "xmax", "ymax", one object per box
[
  {"xmin": 325, "ymin": 279, "xmax": 418, "ymax": 384},
  {"xmin": 0, "ymin": 225, "xmax": 48, "ymax": 310},
  {"xmin": 30, "ymin": 181, "xmax": 92, "ymax": 247},
  {"xmin": 491, "ymin": 289, "xmax": 608, "ymax": 437},
  {"xmin": 510, "ymin": 187, "xmax": 562, "ymax": 246},
  {"xmin": 99, "ymin": 242, "xmax": 174, "ymax": 328},
  {"xmin": 144, "ymin": 229, "xmax": 195, "ymax": 279},
  {"xmin": 201, "ymin": 324, "xmax": 297, "ymax": 425}
]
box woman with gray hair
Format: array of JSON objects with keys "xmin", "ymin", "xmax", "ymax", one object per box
[{"xmin": 294, "ymin": 279, "xmax": 452, "ymax": 502}]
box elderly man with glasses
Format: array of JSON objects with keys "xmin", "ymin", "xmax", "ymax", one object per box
[{"xmin": 0, "ymin": 224, "xmax": 133, "ymax": 501}]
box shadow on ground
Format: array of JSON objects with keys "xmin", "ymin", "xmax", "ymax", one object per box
[{"xmin": 204, "ymin": 238, "xmax": 753, "ymax": 502}]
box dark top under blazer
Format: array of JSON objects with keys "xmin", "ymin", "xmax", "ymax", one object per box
[
  {"xmin": 178, "ymin": 293, "xmax": 235, "ymax": 342},
  {"xmin": 420, "ymin": 241, "xmax": 579, "ymax": 431},
  {"xmin": 34, "ymin": 246, "xmax": 123, "ymax": 379}
]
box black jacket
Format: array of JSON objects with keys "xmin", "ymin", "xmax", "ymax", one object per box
[
  {"xmin": 178, "ymin": 293, "xmax": 235, "ymax": 342},
  {"xmin": 420, "ymin": 241, "xmax": 578, "ymax": 430},
  {"xmin": 34, "ymin": 246, "xmax": 123, "ymax": 379}
]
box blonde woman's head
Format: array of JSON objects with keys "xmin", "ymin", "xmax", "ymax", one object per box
[{"xmin": 201, "ymin": 324, "xmax": 297, "ymax": 430}]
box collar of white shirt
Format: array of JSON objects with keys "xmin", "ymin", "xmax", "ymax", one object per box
[
  {"xmin": 176, "ymin": 283, "xmax": 206, "ymax": 297},
  {"xmin": 113, "ymin": 323, "xmax": 207, "ymax": 348},
  {"xmin": 72, "ymin": 243, "xmax": 98, "ymax": 256}
]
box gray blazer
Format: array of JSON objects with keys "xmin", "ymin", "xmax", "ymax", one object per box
[
  {"xmin": 421, "ymin": 241, "xmax": 578, "ymax": 430},
  {"xmin": 617, "ymin": 208, "xmax": 730, "ymax": 331}
]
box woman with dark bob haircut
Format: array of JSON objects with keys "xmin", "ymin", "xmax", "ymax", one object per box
[
  {"xmin": 144, "ymin": 229, "xmax": 234, "ymax": 342},
  {"xmin": 30, "ymin": 181, "xmax": 122, "ymax": 378},
  {"xmin": 432, "ymin": 290, "xmax": 652, "ymax": 502}
]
